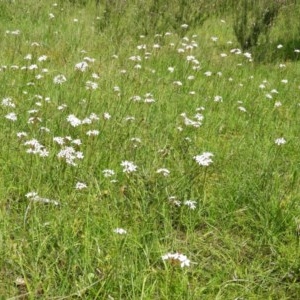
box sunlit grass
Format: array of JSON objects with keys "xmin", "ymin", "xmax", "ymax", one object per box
[{"xmin": 1, "ymin": 1, "xmax": 300, "ymax": 299}]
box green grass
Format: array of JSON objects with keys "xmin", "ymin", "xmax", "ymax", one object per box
[{"xmin": 1, "ymin": 1, "xmax": 300, "ymax": 299}]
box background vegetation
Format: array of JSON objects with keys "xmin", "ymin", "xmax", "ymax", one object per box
[{"xmin": 1, "ymin": 0, "xmax": 300, "ymax": 299}]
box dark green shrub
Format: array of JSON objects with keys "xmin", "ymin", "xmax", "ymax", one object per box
[{"xmin": 233, "ymin": 0, "xmax": 286, "ymax": 50}]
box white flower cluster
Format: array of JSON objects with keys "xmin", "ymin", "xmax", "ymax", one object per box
[
  {"xmin": 162, "ymin": 252, "xmax": 191, "ymax": 268},
  {"xmin": 57, "ymin": 146, "xmax": 84, "ymax": 166},
  {"xmin": 156, "ymin": 168, "xmax": 170, "ymax": 176},
  {"xmin": 121, "ymin": 161, "xmax": 138, "ymax": 173},
  {"xmin": 53, "ymin": 74, "xmax": 67, "ymax": 85},
  {"xmin": 25, "ymin": 192, "xmax": 59, "ymax": 206},
  {"xmin": 24, "ymin": 139, "xmax": 49, "ymax": 157},
  {"xmin": 2, "ymin": 97, "xmax": 15, "ymax": 108},
  {"xmin": 113, "ymin": 228, "xmax": 127, "ymax": 235},
  {"xmin": 168, "ymin": 196, "xmax": 197, "ymax": 210},
  {"xmin": 275, "ymin": 137, "xmax": 286, "ymax": 146},
  {"xmin": 181, "ymin": 112, "xmax": 204, "ymax": 128},
  {"xmin": 130, "ymin": 93, "xmax": 155, "ymax": 103},
  {"xmin": 67, "ymin": 113, "xmax": 99, "ymax": 127},
  {"xmin": 194, "ymin": 152, "xmax": 214, "ymax": 166}
]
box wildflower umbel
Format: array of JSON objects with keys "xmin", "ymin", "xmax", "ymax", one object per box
[
  {"xmin": 275, "ymin": 137, "xmax": 286, "ymax": 146},
  {"xmin": 194, "ymin": 152, "xmax": 214, "ymax": 166},
  {"xmin": 113, "ymin": 228, "xmax": 127, "ymax": 235},
  {"xmin": 162, "ymin": 252, "xmax": 191, "ymax": 268},
  {"xmin": 121, "ymin": 161, "xmax": 138, "ymax": 173}
]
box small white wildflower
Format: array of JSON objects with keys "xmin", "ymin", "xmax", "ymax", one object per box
[
  {"xmin": 274, "ymin": 101, "xmax": 282, "ymax": 107},
  {"xmin": 211, "ymin": 36, "xmax": 218, "ymax": 42},
  {"xmin": 194, "ymin": 152, "xmax": 214, "ymax": 166},
  {"xmin": 83, "ymin": 57, "xmax": 95, "ymax": 63},
  {"xmin": 131, "ymin": 95, "xmax": 142, "ymax": 102},
  {"xmin": 238, "ymin": 106, "xmax": 247, "ymax": 112},
  {"xmin": 24, "ymin": 54, "xmax": 32, "ymax": 60},
  {"xmin": 214, "ymin": 95, "xmax": 223, "ymax": 102},
  {"xmin": 156, "ymin": 168, "xmax": 170, "ymax": 176},
  {"xmin": 168, "ymin": 67, "xmax": 175, "ymax": 73},
  {"xmin": 26, "ymin": 191, "xmax": 59, "ymax": 206},
  {"xmin": 125, "ymin": 116, "xmax": 135, "ymax": 121},
  {"xmin": 204, "ymin": 71, "xmax": 212, "ymax": 76},
  {"xmin": 86, "ymin": 130, "xmax": 99, "ymax": 136},
  {"xmin": 121, "ymin": 161, "xmax": 137, "ymax": 173},
  {"xmin": 244, "ymin": 52, "xmax": 252, "ymax": 59},
  {"xmin": 277, "ymin": 44, "xmax": 283, "ymax": 49},
  {"xmin": 144, "ymin": 96, "xmax": 155, "ymax": 103},
  {"xmin": 186, "ymin": 55, "xmax": 195, "ymax": 61},
  {"xmin": 102, "ymin": 169, "xmax": 115, "ymax": 177},
  {"xmin": 129, "ymin": 55, "xmax": 141, "ymax": 62},
  {"xmin": 86, "ymin": 81, "xmax": 98, "ymax": 90},
  {"xmin": 5, "ymin": 112, "xmax": 17, "ymax": 121},
  {"xmin": 266, "ymin": 93, "xmax": 273, "ymax": 99},
  {"xmin": 38, "ymin": 55, "xmax": 48, "ymax": 62},
  {"xmin": 162, "ymin": 252, "xmax": 191, "ymax": 268},
  {"xmin": 281, "ymin": 79, "xmax": 288, "ymax": 84},
  {"xmin": 181, "ymin": 24, "xmax": 189, "ymax": 29},
  {"xmin": 57, "ymin": 146, "xmax": 84, "ymax": 166},
  {"xmin": 81, "ymin": 118, "xmax": 92, "ymax": 125},
  {"xmin": 53, "ymin": 137, "xmax": 65, "ymax": 145},
  {"xmin": 92, "ymin": 73, "xmax": 100, "ymax": 79},
  {"xmin": 275, "ymin": 137, "xmax": 286, "ymax": 146},
  {"xmin": 57, "ymin": 104, "xmax": 67, "ymax": 110},
  {"xmin": 184, "ymin": 200, "xmax": 197, "ymax": 210},
  {"xmin": 75, "ymin": 61, "xmax": 88, "ymax": 72},
  {"xmin": 67, "ymin": 114, "xmax": 82, "ymax": 127},
  {"xmin": 53, "ymin": 74, "xmax": 67, "ymax": 84},
  {"xmin": 28, "ymin": 64, "xmax": 38, "ymax": 71},
  {"xmin": 75, "ymin": 182, "xmax": 87, "ymax": 190},
  {"xmin": 24, "ymin": 139, "xmax": 48, "ymax": 157},
  {"xmin": 169, "ymin": 196, "xmax": 181, "ymax": 207},
  {"xmin": 17, "ymin": 132, "xmax": 27, "ymax": 138},
  {"xmin": 2, "ymin": 97, "xmax": 15, "ymax": 108},
  {"xmin": 71, "ymin": 139, "xmax": 82, "ymax": 145},
  {"xmin": 113, "ymin": 228, "xmax": 127, "ymax": 235},
  {"xmin": 40, "ymin": 127, "xmax": 50, "ymax": 132},
  {"xmin": 173, "ymin": 81, "xmax": 182, "ymax": 86},
  {"xmin": 103, "ymin": 112, "xmax": 111, "ymax": 120}
]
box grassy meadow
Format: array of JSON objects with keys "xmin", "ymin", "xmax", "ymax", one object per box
[{"xmin": 1, "ymin": 1, "xmax": 300, "ymax": 299}]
